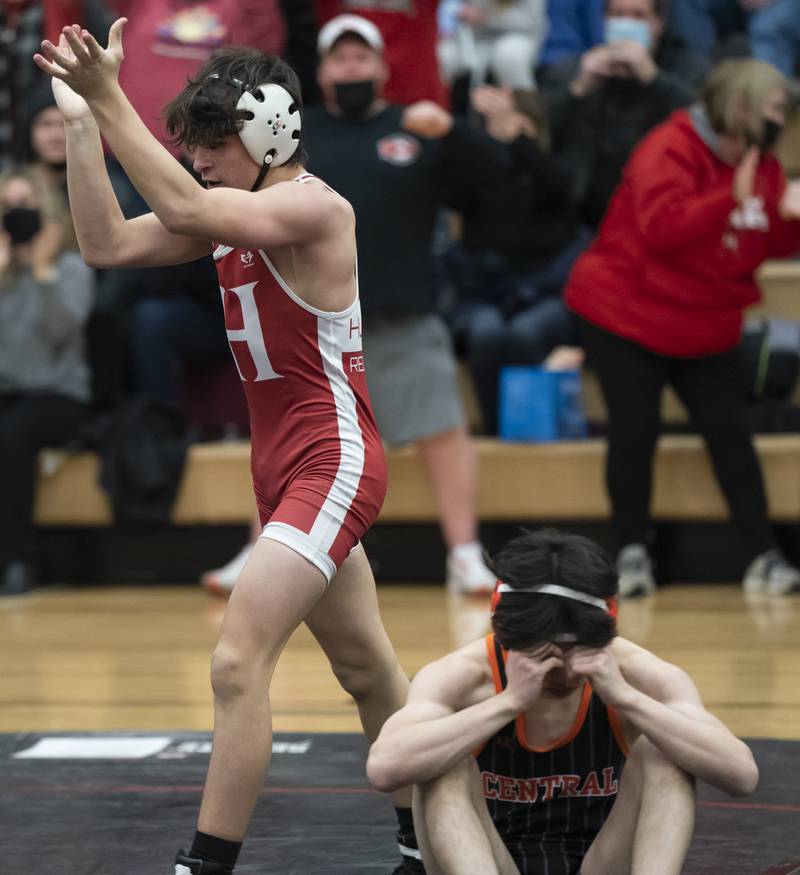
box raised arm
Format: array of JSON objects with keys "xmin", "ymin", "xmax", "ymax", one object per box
[
  {"xmin": 570, "ymin": 643, "xmax": 759, "ymax": 797},
  {"xmin": 41, "ymin": 49, "xmax": 210, "ymax": 269},
  {"xmin": 367, "ymin": 646, "xmax": 564, "ymax": 793},
  {"xmin": 35, "ymin": 22, "xmax": 349, "ymax": 253}
]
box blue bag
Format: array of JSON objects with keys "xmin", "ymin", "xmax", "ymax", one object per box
[{"xmin": 498, "ymin": 367, "xmax": 588, "ymax": 442}]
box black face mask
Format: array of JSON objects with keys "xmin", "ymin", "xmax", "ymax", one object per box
[
  {"xmin": 333, "ymin": 80, "xmax": 376, "ymax": 119},
  {"xmin": 761, "ymin": 119, "xmax": 783, "ymax": 152},
  {"xmin": 2, "ymin": 207, "xmax": 42, "ymax": 244}
]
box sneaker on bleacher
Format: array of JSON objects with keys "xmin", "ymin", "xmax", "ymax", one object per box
[
  {"xmin": 200, "ymin": 543, "xmax": 253, "ymax": 597},
  {"xmin": 743, "ymin": 549, "xmax": 800, "ymax": 596},
  {"xmin": 616, "ymin": 543, "xmax": 656, "ymax": 598}
]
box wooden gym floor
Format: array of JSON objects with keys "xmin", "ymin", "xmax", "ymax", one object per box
[{"xmin": 1, "ymin": 583, "xmax": 799, "ymax": 741}]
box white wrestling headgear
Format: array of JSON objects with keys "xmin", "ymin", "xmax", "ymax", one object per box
[
  {"xmin": 236, "ymin": 83, "xmax": 301, "ymax": 170},
  {"xmin": 208, "ymin": 75, "xmax": 301, "ymax": 190}
]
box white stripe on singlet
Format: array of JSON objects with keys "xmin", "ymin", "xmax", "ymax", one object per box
[{"xmin": 307, "ymin": 314, "xmax": 366, "ymax": 555}]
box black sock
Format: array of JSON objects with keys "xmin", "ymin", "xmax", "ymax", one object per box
[
  {"xmin": 190, "ymin": 831, "xmax": 242, "ymax": 869},
  {"xmin": 394, "ymin": 806, "xmax": 418, "ymax": 849}
]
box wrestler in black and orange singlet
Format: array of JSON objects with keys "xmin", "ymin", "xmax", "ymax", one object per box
[{"xmin": 477, "ymin": 635, "xmax": 629, "ymax": 875}]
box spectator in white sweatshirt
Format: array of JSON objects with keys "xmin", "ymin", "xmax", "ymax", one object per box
[{"xmin": 438, "ymin": 0, "xmax": 549, "ymax": 89}]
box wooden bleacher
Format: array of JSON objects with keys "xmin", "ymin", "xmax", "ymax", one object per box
[
  {"xmin": 33, "ymin": 260, "xmax": 800, "ymax": 528},
  {"xmin": 33, "ymin": 433, "xmax": 800, "ymax": 527}
]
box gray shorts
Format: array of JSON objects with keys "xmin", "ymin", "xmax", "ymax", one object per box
[{"xmin": 362, "ymin": 313, "xmax": 465, "ymax": 446}]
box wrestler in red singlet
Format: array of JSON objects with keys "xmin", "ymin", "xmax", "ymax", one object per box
[{"xmin": 214, "ymin": 173, "xmax": 386, "ymax": 582}]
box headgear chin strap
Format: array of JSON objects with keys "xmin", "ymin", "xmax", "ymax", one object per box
[{"xmin": 208, "ymin": 75, "xmax": 302, "ymax": 192}]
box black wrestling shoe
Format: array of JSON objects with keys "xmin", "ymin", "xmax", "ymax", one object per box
[
  {"xmin": 174, "ymin": 850, "xmax": 233, "ymax": 874},
  {"xmin": 390, "ymin": 843, "xmax": 426, "ymax": 874}
]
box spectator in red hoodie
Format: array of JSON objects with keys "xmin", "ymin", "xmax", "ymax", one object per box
[{"xmin": 565, "ymin": 58, "xmax": 800, "ymax": 599}]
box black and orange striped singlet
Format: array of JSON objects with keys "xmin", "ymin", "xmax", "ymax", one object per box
[{"xmin": 476, "ymin": 635, "xmax": 629, "ymax": 875}]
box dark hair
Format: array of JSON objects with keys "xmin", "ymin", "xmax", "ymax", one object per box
[
  {"xmin": 164, "ymin": 47, "xmax": 307, "ymax": 164},
  {"xmin": 490, "ymin": 529, "xmax": 618, "ymax": 651}
]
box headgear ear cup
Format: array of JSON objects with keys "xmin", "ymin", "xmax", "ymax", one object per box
[{"xmin": 236, "ymin": 83, "xmax": 301, "ymax": 170}]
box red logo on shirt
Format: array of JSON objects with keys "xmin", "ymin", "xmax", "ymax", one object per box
[{"xmin": 377, "ymin": 134, "xmax": 421, "ymax": 167}]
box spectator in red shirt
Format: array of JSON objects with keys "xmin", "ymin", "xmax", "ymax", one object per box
[
  {"xmin": 565, "ymin": 59, "xmax": 800, "ymax": 599},
  {"xmin": 110, "ymin": 0, "xmax": 286, "ymax": 152},
  {"xmin": 314, "ymin": 0, "xmax": 448, "ymax": 106}
]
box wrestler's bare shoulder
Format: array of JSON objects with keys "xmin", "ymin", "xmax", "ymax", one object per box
[{"xmin": 411, "ymin": 638, "xmax": 496, "ymax": 711}]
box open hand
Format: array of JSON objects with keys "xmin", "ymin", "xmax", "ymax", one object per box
[
  {"xmin": 41, "ymin": 36, "xmax": 93, "ymax": 123},
  {"xmin": 571, "ymin": 45, "xmax": 616, "ymax": 97},
  {"xmin": 471, "ymin": 85, "xmax": 515, "ymax": 118},
  {"xmin": 733, "ymin": 146, "xmax": 760, "ymax": 204},
  {"xmin": 610, "ymin": 40, "xmax": 658, "ymax": 84},
  {"xmin": 33, "ymin": 18, "xmax": 127, "ymax": 106}
]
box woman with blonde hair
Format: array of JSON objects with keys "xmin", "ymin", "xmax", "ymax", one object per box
[
  {"xmin": 0, "ymin": 166, "xmax": 94, "ymax": 595},
  {"xmin": 565, "ymin": 59, "xmax": 800, "ymax": 598}
]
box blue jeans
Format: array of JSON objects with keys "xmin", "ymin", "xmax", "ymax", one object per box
[
  {"xmin": 465, "ymin": 297, "xmax": 575, "ymax": 434},
  {"xmin": 669, "ymin": 0, "xmax": 800, "ymax": 75},
  {"xmin": 130, "ymin": 296, "xmax": 230, "ymax": 404},
  {"xmin": 451, "ymin": 230, "xmax": 591, "ymax": 434}
]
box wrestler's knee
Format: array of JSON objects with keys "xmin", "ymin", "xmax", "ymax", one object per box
[
  {"xmin": 625, "ymin": 736, "xmax": 695, "ymax": 788},
  {"xmin": 210, "ymin": 641, "xmax": 270, "ymax": 702},
  {"xmin": 330, "ymin": 655, "xmax": 391, "ymax": 702},
  {"xmin": 417, "ymin": 757, "xmax": 477, "ymax": 808}
]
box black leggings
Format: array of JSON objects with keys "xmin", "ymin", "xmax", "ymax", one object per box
[
  {"xmin": 0, "ymin": 393, "xmax": 90, "ymax": 572},
  {"xmin": 580, "ymin": 319, "xmax": 775, "ymax": 560}
]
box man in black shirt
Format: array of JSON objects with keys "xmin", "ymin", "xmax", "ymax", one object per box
[
  {"xmin": 304, "ymin": 15, "xmax": 498, "ymax": 597},
  {"xmin": 367, "ymin": 529, "xmax": 759, "ymax": 875}
]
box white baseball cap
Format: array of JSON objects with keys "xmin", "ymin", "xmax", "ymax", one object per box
[{"xmin": 318, "ymin": 14, "xmax": 385, "ymax": 55}]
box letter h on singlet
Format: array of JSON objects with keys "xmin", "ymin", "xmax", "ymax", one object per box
[{"xmin": 221, "ymin": 282, "xmax": 283, "ymax": 382}]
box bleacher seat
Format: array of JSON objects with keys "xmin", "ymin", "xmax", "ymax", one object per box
[{"xmin": 33, "ymin": 261, "xmax": 800, "ymax": 529}]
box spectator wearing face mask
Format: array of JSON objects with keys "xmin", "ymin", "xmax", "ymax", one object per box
[
  {"xmin": 565, "ymin": 59, "xmax": 800, "ymax": 598},
  {"xmin": 669, "ymin": 0, "xmax": 800, "ymax": 78},
  {"xmin": 437, "ymin": 1, "xmax": 549, "ymax": 91},
  {"xmin": 0, "ymin": 168, "xmax": 94, "ymax": 596},
  {"xmin": 547, "ymin": 0, "xmax": 709, "ymax": 229}
]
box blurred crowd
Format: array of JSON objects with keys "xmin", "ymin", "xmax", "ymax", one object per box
[{"xmin": 1, "ymin": 0, "xmax": 800, "ymax": 597}]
